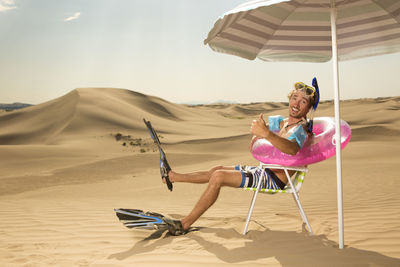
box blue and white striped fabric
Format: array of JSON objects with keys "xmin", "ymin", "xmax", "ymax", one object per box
[{"xmin": 236, "ymin": 165, "xmax": 281, "ymax": 190}]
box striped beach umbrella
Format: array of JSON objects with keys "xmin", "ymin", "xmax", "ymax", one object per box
[{"xmin": 204, "ymin": 0, "xmax": 400, "ymax": 249}]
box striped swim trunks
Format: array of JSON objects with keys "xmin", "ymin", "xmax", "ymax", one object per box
[{"xmin": 235, "ymin": 165, "xmax": 286, "ymax": 190}]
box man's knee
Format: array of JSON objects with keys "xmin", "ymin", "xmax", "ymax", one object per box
[
  {"xmin": 209, "ymin": 170, "xmax": 226, "ymax": 187},
  {"xmin": 209, "ymin": 166, "xmax": 224, "ymax": 173},
  {"xmin": 207, "ymin": 166, "xmax": 224, "ymax": 178}
]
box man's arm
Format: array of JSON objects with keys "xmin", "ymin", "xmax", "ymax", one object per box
[
  {"xmin": 249, "ymin": 135, "xmax": 262, "ymax": 151},
  {"xmin": 251, "ymin": 113, "xmax": 300, "ymax": 155}
]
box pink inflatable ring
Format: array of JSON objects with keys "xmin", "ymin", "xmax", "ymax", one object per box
[{"xmin": 251, "ymin": 117, "xmax": 351, "ymax": 166}]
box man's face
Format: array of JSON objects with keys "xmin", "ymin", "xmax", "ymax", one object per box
[{"xmin": 289, "ymin": 90, "xmax": 311, "ymax": 119}]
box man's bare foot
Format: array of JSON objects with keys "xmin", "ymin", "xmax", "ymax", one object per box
[
  {"xmin": 162, "ymin": 170, "xmax": 174, "ymax": 184},
  {"xmin": 160, "ymin": 157, "xmax": 173, "ymax": 191},
  {"xmin": 180, "ymin": 218, "xmax": 191, "ymax": 232},
  {"xmin": 163, "ymin": 218, "xmax": 187, "ymax": 236}
]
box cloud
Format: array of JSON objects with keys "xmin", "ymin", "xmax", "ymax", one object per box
[
  {"xmin": 64, "ymin": 12, "xmax": 81, "ymax": 22},
  {"xmin": 0, "ymin": 0, "xmax": 16, "ymax": 12}
]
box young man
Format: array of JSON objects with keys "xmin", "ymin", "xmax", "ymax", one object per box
[{"xmin": 162, "ymin": 82, "xmax": 318, "ymax": 235}]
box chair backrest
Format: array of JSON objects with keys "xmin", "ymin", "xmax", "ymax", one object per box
[{"xmin": 243, "ymin": 170, "xmax": 307, "ymax": 194}]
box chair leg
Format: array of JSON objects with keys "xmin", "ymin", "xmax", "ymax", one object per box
[
  {"xmin": 243, "ymin": 189, "xmax": 259, "ymax": 235},
  {"xmin": 283, "ymin": 169, "xmax": 313, "ymax": 235},
  {"xmin": 242, "ymin": 168, "xmax": 265, "ymax": 235},
  {"xmin": 291, "ymin": 193, "xmax": 313, "ymax": 234}
]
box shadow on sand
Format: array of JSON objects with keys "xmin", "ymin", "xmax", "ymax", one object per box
[
  {"xmin": 188, "ymin": 228, "xmax": 400, "ymax": 266},
  {"xmin": 109, "ymin": 226, "xmax": 400, "ymax": 266},
  {"xmin": 108, "ymin": 228, "xmax": 172, "ymax": 261}
]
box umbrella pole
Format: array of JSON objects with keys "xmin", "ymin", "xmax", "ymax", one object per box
[{"xmin": 330, "ymin": 0, "xmax": 344, "ymax": 249}]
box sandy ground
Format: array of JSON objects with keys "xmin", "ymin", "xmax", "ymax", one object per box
[{"xmin": 0, "ymin": 88, "xmax": 399, "ymax": 266}]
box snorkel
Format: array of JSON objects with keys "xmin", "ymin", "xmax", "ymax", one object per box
[{"xmin": 307, "ymin": 77, "xmax": 320, "ymax": 133}]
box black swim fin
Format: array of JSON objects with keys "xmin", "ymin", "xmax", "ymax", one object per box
[
  {"xmin": 114, "ymin": 208, "xmax": 167, "ymax": 230},
  {"xmin": 143, "ymin": 119, "xmax": 173, "ymax": 191}
]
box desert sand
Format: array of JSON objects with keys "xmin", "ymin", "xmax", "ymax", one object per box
[{"xmin": 0, "ymin": 87, "xmax": 399, "ymax": 266}]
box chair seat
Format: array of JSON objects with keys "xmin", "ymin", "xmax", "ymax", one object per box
[
  {"xmin": 244, "ymin": 187, "xmax": 288, "ymax": 193},
  {"xmin": 243, "ymin": 170, "xmax": 306, "ymax": 194}
]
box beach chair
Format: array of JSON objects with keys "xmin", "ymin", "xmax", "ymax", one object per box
[{"xmin": 242, "ymin": 163, "xmax": 313, "ymax": 235}]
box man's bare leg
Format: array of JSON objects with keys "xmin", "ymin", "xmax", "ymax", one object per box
[
  {"xmin": 180, "ymin": 169, "xmax": 242, "ymax": 230},
  {"xmin": 167, "ymin": 166, "xmax": 235, "ymax": 184}
]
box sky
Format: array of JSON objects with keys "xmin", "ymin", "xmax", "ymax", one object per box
[{"xmin": 1, "ymin": 0, "xmax": 399, "ymax": 105}]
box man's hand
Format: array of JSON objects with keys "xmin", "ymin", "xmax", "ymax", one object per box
[
  {"xmin": 250, "ymin": 113, "xmax": 301, "ymax": 155},
  {"xmin": 251, "ymin": 113, "xmax": 270, "ymax": 139}
]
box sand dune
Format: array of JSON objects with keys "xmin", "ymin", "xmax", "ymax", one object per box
[
  {"xmin": 0, "ymin": 90, "xmax": 78, "ymax": 144},
  {"xmin": 0, "ymin": 88, "xmax": 253, "ymax": 146},
  {"xmin": 0, "ymin": 88, "xmax": 399, "ymax": 266}
]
